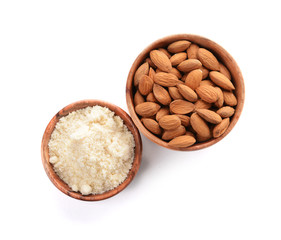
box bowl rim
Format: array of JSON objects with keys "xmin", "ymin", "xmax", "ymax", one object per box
[
  {"xmin": 126, "ymin": 33, "xmax": 245, "ymax": 151},
  {"xmin": 41, "ymin": 99, "xmax": 142, "ymax": 201}
]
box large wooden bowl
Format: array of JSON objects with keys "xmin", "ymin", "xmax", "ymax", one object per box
[
  {"xmin": 41, "ymin": 99, "xmax": 142, "ymax": 201},
  {"xmin": 126, "ymin": 34, "xmax": 245, "ymax": 151}
]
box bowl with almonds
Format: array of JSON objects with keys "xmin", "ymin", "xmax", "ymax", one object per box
[{"xmin": 126, "ymin": 34, "xmax": 245, "ymax": 151}]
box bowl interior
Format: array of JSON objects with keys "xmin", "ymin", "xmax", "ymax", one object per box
[
  {"xmin": 41, "ymin": 99, "xmax": 142, "ymax": 201},
  {"xmin": 126, "ymin": 34, "xmax": 245, "ymax": 151}
]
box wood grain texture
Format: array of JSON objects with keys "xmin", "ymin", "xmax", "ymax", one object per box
[
  {"xmin": 41, "ymin": 99, "xmax": 142, "ymax": 201},
  {"xmin": 126, "ymin": 34, "xmax": 245, "ymax": 151}
]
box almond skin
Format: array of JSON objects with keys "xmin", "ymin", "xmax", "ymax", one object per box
[
  {"xmin": 187, "ymin": 43, "xmax": 199, "ymax": 59},
  {"xmin": 168, "ymin": 135, "xmax": 196, "ymax": 148},
  {"xmin": 190, "ymin": 113, "xmax": 211, "ymax": 138},
  {"xmin": 219, "ymin": 63, "xmax": 231, "ymax": 80},
  {"xmin": 175, "ymin": 114, "xmax": 190, "ymax": 127},
  {"xmin": 153, "ymin": 84, "xmax": 172, "ymax": 105},
  {"xmin": 134, "ymin": 90, "xmax": 145, "ymax": 106},
  {"xmin": 134, "ymin": 62, "xmax": 149, "ymax": 86},
  {"xmin": 200, "ymin": 66, "xmax": 209, "ymax": 79},
  {"xmin": 150, "ymin": 50, "xmax": 172, "ymax": 72},
  {"xmin": 213, "ymin": 118, "xmax": 230, "ymax": 138},
  {"xmin": 170, "ymin": 52, "xmax": 187, "ymax": 66},
  {"xmin": 148, "ymin": 67, "xmax": 156, "ymax": 80},
  {"xmin": 162, "ymin": 125, "xmax": 186, "ymax": 140},
  {"xmin": 209, "ymin": 71, "xmax": 235, "ymax": 90},
  {"xmin": 185, "ymin": 69, "xmax": 202, "ymax": 90},
  {"xmin": 177, "ymin": 59, "xmax": 202, "ymax": 72},
  {"xmin": 168, "ymin": 87, "xmax": 183, "ymax": 100},
  {"xmin": 158, "ymin": 48, "xmax": 171, "ymax": 58},
  {"xmin": 159, "ymin": 115, "xmax": 181, "ymax": 130},
  {"xmin": 194, "ymin": 99, "xmax": 212, "ymax": 111},
  {"xmin": 141, "ymin": 118, "xmax": 162, "ymax": 135},
  {"xmin": 135, "ymin": 102, "xmax": 160, "ymax": 117},
  {"xmin": 170, "ymin": 67, "xmax": 182, "ymax": 79},
  {"xmin": 154, "ymin": 72, "xmax": 181, "ymax": 87},
  {"xmin": 167, "ymin": 40, "xmax": 191, "ymax": 53},
  {"xmin": 170, "ymin": 99, "xmax": 195, "ymax": 114},
  {"xmin": 195, "ymin": 85, "xmax": 218, "ymax": 103},
  {"xmin": 200, "ymin": 80, "xmax": 215, "ymax": 87},
  {"xmin": 146, "ymin": 92, "xmax": 157, "ymax": 102},
  {"xmin": 177, "ymin": 84, "xmax": 198, "ymax": 102},
  {"xmin": 214, "ymin": 87, "xmax": 224, "ymax": 108},
  {"xmin": 196, "ymin": 109, "xmax": 222, "ymax": 124},
  {"xmin": 138, "ymin": 75, "xmax": 153, "ymax": 95},
  {"xmin": 156, "ymin": 107, "xmax": 170, "ymax": 122},
  {"xmin": 197, "ymin": 48, "xmax": 220, "ymax": 71},
  {"xmin": 216, "ymin": 106, "xmax": 235, "ymax": 118},
  {"xmin": 223, "ymin": 90, "xmax": 237, "ymax": 106}
]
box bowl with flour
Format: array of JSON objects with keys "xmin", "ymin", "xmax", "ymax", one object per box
[{"xmin": 41, "ymin": 99, "xmax": 142, "ymax": 201}]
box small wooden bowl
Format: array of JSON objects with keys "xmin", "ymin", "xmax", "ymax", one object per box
[
  {"xmin": 41, "ymin": 99, "xmax": 142, "ymax": 201},
  {"xmin": 126, "ymin": 34, "xmax": 245, "ymax": 151}
]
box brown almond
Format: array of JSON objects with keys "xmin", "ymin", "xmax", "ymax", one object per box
[
  {"xmin": 223, "ymin": 90, "xmax": 237, "ymax": 106},
  {"xmin": 170, "ymin": 52, "xmax": 187, "ymax": 66},
  {"xmin": 141, "ymin": 118, "xmax": 162, "ymax": 135},
  {"xmin": 146, "ymin": 92, "xmax": 157, "ymax": 102},
  {"xmin": 135, "ymin": 102, "xmax": 160, "ymax": 117},
  {"xmin": 200, "ymin": 66, "xmax": 209, "ymax": 79},
  {"xmin": 159, "ymin": 115, "xmax": 181, "ymax": 130},
  {"xmin": 214, "ymin": 87, "xmax": 224, "ymax": 108},
  {"xmin": 175, "ymin": 114, "xmax": 190, "ymax": 127},
  {"xmin": 196, "ymin": 109, "xmax": 222, "ymax": 124},
  {"xmin": 209, "ymin": 71, "xmax": 235, "ymax": 90},
  {"xmin": 190, "ymin": 113, "xmax": 211, "ymax": 138},
  {"xmin": 158, "ymin": 48, "xmax": 171, "ymax": 58},
  {"xmin": 194, "ymin": 99, "xmax": 212, "ymax": 111},
  {"xmin": 181, "ymin": 73, "xmax": 187, "ymax": 82},
  {"xmin": 187, "ymin": 43, "xmax": 199, "ymax": 59},
  {"xmin": 154, "ymin": 72, "xmax": 181, "ymax": 87},
  {"xmin": 196, "ymin": 132, "xmax": 212, "ymax": 142},
  {"xmin": 185, "ymin": 131, "xmax": 195, "ymax": 138},
  {"xmin": 185, "ymin": 69, "xmax": 202, "ymax": 90},
  {"xmin": 156, "ymin": 107, "xmax": 170, "ymax": 122},
  {"xmin": 197, "ymin": 48, "xmax": 220, "ymax": 71},
  {"xmin": 148, "ymin": 67, "xmax": 156, "ymax": 80},
  {"xmin": 200, "ymin": 80, "xmax": 215, "ymax": 87},
  {"xmin": 216, "ymin": 106, "xmax": 235, "ymax": 118},
  {"xmin": 134, "ymin": 90, "xmax": 145, "ymax": 106},
  {"xmin": 213, "ymin": 118, "xmax": 230, "ymax": 138},
  {"xmin": 139, "ymin": 75, "xmax": 153, "ymax": 95},
  {"xmin": 145, "ymin": 58, "xmax": 157, "ymax": 68},
  {"xmin": 150, "ymin": 50, "xmax": 172, "ymax": 72},
  {"xmin": 168, "ymin": 135, "xmax": 196, "ymax": 148},
  {"xmin": 167, "ymin": 40, "xmax": 191, "ymax": 53},
  {"xmin": 170, "ymin": 67, "xmax": 182, "ymax": 79},
  {"xmin": 177, "ymin": 59, "xmax": 202, "ymax": 72},
  {"xmin": 195, "ymin": 85, "xmax": 218, "ymax": 103},
  {"xmin": 153, "ymin": 84, "xmax": 171, "ymax": 105},
  {"xmin": 170, "ymin": 99, "xmax": 195, "ymax": 114},
  {"xmin": 219, "ymin": 63, "xmax": 231, "ymax": 80},
  {"xmin": 162, "ymin": 125, "xmax": 186, "ymax": 140},
  {"xmin": 134, "ymin": 62, "xmax": 149, "ymax": 86},
  {"xmin": 168, "ymin": 87, "xmax": 183, "ymax": 100},
  {"xmin": 177, "ymin": 84, "xmax": 198, "ymax": 102}
]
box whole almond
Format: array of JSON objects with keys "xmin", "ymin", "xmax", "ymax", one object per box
[
  {"xmin": 197, "ymin": 48, "xmax": 220, "ymax": 71},
  {"xmin": 196, "ymin": 132, "xmax": 212, "ymax": 142},
  {"xmin": 175, "ymin": 114, "xmax": 190, "ymax": 127},
  {"xmin": 170, "ymin": 99, "xmax": 195, "ymax": 114},
  {"xmin": 187, "ymin": 43, "xmax": 199, "ymax": 59},
  {"xmin": 223, "ymin": 90, "xmax": 237, "ymax": 106},
  {"xmin": 190, "ymin": 112, "xmax": 211, "ymax": 138},
  {"xmin": 195, "ymin": 85, "xmax": 218, "ymax": 103},
  {"xmin": 170, "ymin": 52, "xmax": 187, "ymax": 66},
  {"xmin": 216, "ymin": 106, "xmax": 235, "ymax": 118},
  {"xmin": 134, "ymin": 62, "xmax": 149, "ymax": 86},
  {"xmin": 170, "ymin": 67, "xmax": 182, "ymax": 79},
  {"xmin": 168, "ymin": 135, "xmax": 196, "ymax": 148},
  {"xmin": 185, "ymin": 131, "xmax": 195, "ymax": 138},
  {"xmin": 200, "ymin": 66, "xmax": 209, "ymax": 79},
  {"xmin": 156, "ymin": 107, "xmax": 170, "ymax": 122},
  {"xmin": 200, "ymin": 80, "xmax": 215, "ymax": 87},
  {"xmin": 134, "ymin": 90, "xmax": 145, "ymax": 106},
  {"xmin": 167, "ymin": 40, "xmax": 191, "ymax": 53},
  {"xmin": 196, "ymin": 109, "xmax": 222, "ymax": 124},
  {"xmin": 145, "ymin": 58, "xmax": 157, "ymax": 68},
  {"xmin": 168, "ymin": 87, "xmax": 183, "ymax": 100},
  {"xmin": 162, "ymin": 125, "xmax": 186, "ymax": 140},
  {"xmin": 177, "ymin": 84, "xmax": 198, "ymax": 102},
  {"xmin": 219, "ymin": 63, "xmax": 231, "ymax": 80},
  {"xmin": 142, "ymin": 118, "xmax": 162, "ymax": 135},
  {"xmin": 146, "ymin": 92, "xmax": 157, "ymax": 102},
  {"xmin": 150, "ymin": 50, "xmax": 172, "ymax": 72},
  {"xmin": 135, "ymin": 102, "xmax": 161, "ymax": 117},
  {"xmin": 153, "ymin": 84, "xmax": 172, "ymax": 105},
  {"xmin": 159, "ymin": 115, "xmax": 181, "ymax": 130},
  {"xmin": 185, "ymin": 69, "xmax": 202, "ymax": 90},
  {"xmin": 158, "ymin": 48, "xmax": 171, "ymax": 58},
  {"xmin": 209, "ymin": 71, "xmax": 235, "ymax": 90},
  {"xmin": 194, "ymin": 99, "xmax": 212, "ymax": 111},
  {"xmin": 214, "ymin": 87, "xmax": 224, "ymax": 108},
  {"xmin": 177, "ymin": 59, "xmax": 202, "ymax": 72},
  {"xmin": 139, "ymin": 75, "xmax": 153, "ymax": 95},
  {"xmin": 148, "ymin": 67, "xmax": 156, "ymax": 80},
  {"xmin": 154, "ymin": 72, "xmax": 181, "ymax": 87},
  {"xmin": 213, "ymin": 118, "xmax": 230, "ymax": 138}
]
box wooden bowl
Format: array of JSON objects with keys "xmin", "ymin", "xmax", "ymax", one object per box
[
  {"xmin": 126, "ymin": 34, "xmax": 245, "ymax": 151},
  {"xmin": 41, "ymin": 99, "xmax": 142, "ymax": 201}
]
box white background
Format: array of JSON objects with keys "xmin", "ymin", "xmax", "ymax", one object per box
[{"xmin": 1, "ymin": 0, "xmax": 280, "ymax": 239}]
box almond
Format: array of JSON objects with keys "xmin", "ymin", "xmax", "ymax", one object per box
[
  {"xmin": 154, "ymin": 72, "xmax": 181, "ymax": 87},
  {"xmin": 195, "ymin": 85, "xmax": 218, "ymax": 103},
  {"xmin": 175, "ymin": 114, "xmax": 190, "ymax": 127},
  {"xmin": 168, "ymin": 87, "xmax": 183, "ymax": 100},
  {"xmin": 190, "ymin": 112, "xmax": 211, "ymax": 138},
  {"xmin": 185, "ymin": 131, "xmax": 195, "ymax": 138},
  {"xmin": 200, "ymin": 80, "xmax": 215, "ymax": 87},
  {"xmin": 170, "ymin": 67, "xmax": 182, "ymax": 79},
  {"xmin": 134, "ymin": 62, "xmax": 149, "ymax": 86},
  {"xmin": 148, "ymin": 67, "xmax": 156, "ymax": 80},
  {"xmin": 146, "ymin": 92, "xmax": 157, "ymax": 102},
  {"xmin": 145, "ymin": 58, "xmax": 157, "ymax": 68},
  {"xmin": 194, "ymin": 99, "xmax": 212, "ymax": 111},
  {"xmin": 214, "ymin": 87, "xmax": 224, "ymax": 108},
  {"xmin": 196, "ymin": 109, "xmax": 222, "ymax": 124},
  {"xmin": 177, "ymin": 59, "xmax": 202, "ymax": 72},
  {"xmin": 135, "ymin": 102, "xmax": 161, "ymax": 117},
  {"xmin": 185, "ymin": 69, "xmax": 202, "ymax": 90},
  {"xmin": 170, "ymin": 99, "xmax": 195, "ymax": 114},
  {"xmin": 159, "ymin": 115, "xmax": 181, "ymax": 130},
  {"xmin": 213, "ymin": 118, "xmax": 230, "ymax": 138},
  {"xmin": 209, "ymin": 71, "xmax": 235, "ymax": 90},
  {"xmin": 153, "ymin": 84, "xmax": 172, "ymax": 105},
  {"xmin": 219, "ymin": 63, "xmax": 231, "ymax": 80},
  {"xmin": 177, "ymin": 84, "xmax": 198, "ymax": 102},
  {"xmin": 158, "ymin": 48, "xmax": 171, "ymax": 58},
  {"xmin": 196, "ymin": 132, "xmax": 212, "ymax": 142},
  {"xmin": 200, "ymin": 66, "xmax": 209, "ymax": 79},
  {"xmin": 170, "ymin": 52, "xmax": 187, "ymax": 66},
  {"xmin": 223, "ymin": 90, "xmax": 237, "ymax": 106},
  {"xmin": 168, "ymin": 135, "xmax": 196, "ymax": 148},
  {"xmin": 162, "ymin": 125, "xmax": 186, "ymax": 140},
  {"xmin": 150, "ymin": 50, "xmax": 172, "ymax": 72},
  {"xmin": 141, "ymin": 118, "xmax": 162, "ymax": 135},
  {"xmin": 134, "ymin": 90, "xmax": 145, "ymax": 106},
  {"xmin": 187, "ymin": 43, "xmax": 199, "ymax": 59},
  {"xmin": 156, "ymin": 107, "xmax": 170, "ymax": 122},
  {"xmin": 167, "ymin": 40, "xmax": 191, "ymax": 53},
  {"xmin": 197, "ymin": 48, "xmax": 220, "ymax": 71},
  {"xmin": 139, "ymin": 75, "xmax": 153, "ymax": 95},
  {"xmin": 216, "ymin": 106, "xmax": 235, "ymax": 118}
]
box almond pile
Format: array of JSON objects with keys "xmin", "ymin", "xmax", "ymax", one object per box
[{"xmin": 133, "ymin": 40, "xmax": 237, "ymax": 148}]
